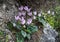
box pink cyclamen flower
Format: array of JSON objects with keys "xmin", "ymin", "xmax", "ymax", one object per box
[
  {"xmin": 24, "ymin": 6, "xmax": 29, "ymax": 11},
  {"xmin": 20, "ymin": 17, "xmax": 25, "ymax": 25},
  {"xmin": 19, "ymin": 6, "xmax": 23, "ymax": 11},
  {"xmin": 27, "ymin": 18, "xmax": 32, "ymax": 25},
  {"xmin": 27, "ymin": 8, "xmax": 31, "ymax": 12},
  {"xmin": 15, "ymin": 16, "xmax": 20, "ymax": 20},
  {"xmin": 28, "ymin": 12, "xmax": 32, "ymax": 16},
  {"xmin": 21, "ymin": 19, "xmax": 25, "ymax": 25},
  {"xmin": 21, "ymin": 11, "xmax": 26, "ymax": 16}
]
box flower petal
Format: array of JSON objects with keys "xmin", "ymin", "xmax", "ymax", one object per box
[
  {"xmin": 27, "ymin": 18, "xmax": 32, "ymax": 25},
  {"xmin": 28, "ymin": 12, "xmax": 32, "ymax": 16},
  {"xmin": 33, "ymin": 11, "xmax": 37, "ymax": 15},
  {"xmin": 27, "ymin": 8, "xmax": 31, "ymax": 12},
  {"xmin": 19, "ymin": 6, "xmax": 23, "ymax": 11},
  {"xmin": 24, "ymin": 6, "xmax": 29, "ymax": 11},
  {"xmin": 21, "ymin": 17, "xmax": 25, "ymax": 24},
  {"xmin": 21, "ymin": 19, "xmax": 25, "ymax": 25},
  {"xmin": 15, "ymin": 16, "xmax": 19, "ymax": 20}
]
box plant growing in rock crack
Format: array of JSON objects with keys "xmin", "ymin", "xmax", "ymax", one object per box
[{"xmin": 6, "ymin": 6, "xmax": 45, "ymax": 42}]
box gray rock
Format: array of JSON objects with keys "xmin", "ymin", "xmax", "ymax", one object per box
[{"xmin": 40, "ymin": 27, "xmax": 58, "ymax": 42}]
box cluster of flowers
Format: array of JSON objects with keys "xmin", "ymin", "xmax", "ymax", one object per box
[{"xmin": 15, "ymin": 6, "xmax": 38, "ymax": 25}]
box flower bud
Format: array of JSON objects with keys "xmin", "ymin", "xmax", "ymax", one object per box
[
  {"xmin": 38, "ymin": 13, "xmax": 41, "ymax": 17},
  {"xmin": 33, "ymin": 16, "xmax": 36, "ymax": 19},
  {"xmin": 33, "ymin": 11, "xmax": 37, "ymax": 15}
]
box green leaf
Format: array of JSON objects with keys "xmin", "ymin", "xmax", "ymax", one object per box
[
  {"xmin": 0, "ymin": 31, "xmax": 4, "ymax": 35},
  {"xmin": 32, "ymin": 26, "xmax": 38, "ymax": 32},
  {"xmin": 16, "ymin": 33, "xmax": 24, "ymax": 42},
  {"xmin": 17, "ymin": 36, "xmax": 24, "ymax": 42},
  {"xmin": 38, "ymin": 17, "xmax": 46, "ymax": 26},
  {"xmin": 26, "ymin": 29, "xmax": 31, "ymax": 34},
  {"xmin": 27, "ymin": 25, "xmax": 38, "ymax": 33},
  {"xmin": 21, "ymin": 30, "xmax": 27, "ymax": 38},
  {"xmin": 16, "ymin": 25, "xmax": 21, "ymax": 30},
  {"xmin": 26, "ymin": 34, "xmax": 31, "ymax": 40}
]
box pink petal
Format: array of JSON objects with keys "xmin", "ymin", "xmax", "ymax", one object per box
[
  {"xmin": 19, "ymin": 6, "xmax": 23, "ymax": 11},
  {"xmin": 24, "ymin": 6, "xmax": 29, "ymax": 11},
  {"xmin": 28, "ymin": 12, "xmax": 32, "ymax": 16},
  {"xmin": 27, "ymin": 8, "xmax": 31, "ymax": 12},
  {"xmin": 19, "ymin": 17, "xmax": 25, "ymax": 21},
  {"xmin": 21, "ymin": 19, "xmax": 25, "ymax": 25},
  {"xmin": 15, "ymin": 16, "xmax": 20, "ymax": 20},
  {"xmin": 27, "ymin": 18, "xmax": 32, "ymax": 25},
  {"xmin": 20, "ymin": 17, "xmax": 25, "ymax": 24},
  {"xmin": 33, "ymin": 11, "xmax": 37, "ymax": 15}
]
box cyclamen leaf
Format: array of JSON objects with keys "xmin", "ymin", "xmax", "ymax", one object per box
[
  {"xmin": 19, "ymin": 38, "xmax": 24, "ymax": 42},
  {"xmin": 21, "ymin": 30, "xmax": 27, "ymax": 38},
  {"xmin": 17, "ymin": 36, "xmax": 24, "ymax": 42},
  {"xmin": 27, "ymin": 25, "xmax": 38, "ymax": 33},
  {"xmin": 26, "ymin": 34, "xmax": 31, "ymax": 40},
  {"xmin": 16, "ymin": 33, "xmax": 24, "ymax": 42},
  {"xmin": 26, "ymin": 29, "xmax": 31, "ymax": 34},
  {"xmin": 38, "ymin": 17, "xmax": 46, "ymax": 26},
  {"xmin": 31, "ymin": 26, "xmax": 38, "ymax": 32}
]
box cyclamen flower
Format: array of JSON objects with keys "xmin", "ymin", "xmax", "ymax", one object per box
[
  {"xmin": 27, "ymin": 8, "xmax": 31, "ymax": 12},
  {"xmin": 21, "ymin": 17, "xmax": 25, "ymax": 21},
  {"xmin": 33, "ymin": 11, "xmax": 37, "ymax": 15},
  {"xmin": 19, "ymin": 6, "xmax": 23, "ymax": 11},
  {"xmin": 20, "ymin": 17, "xmax": 26, "ymax": 25},
  {"xmin": 28, "ymin": 12, "xmax": 32, "ymax": 16},
  {"xmin": 21, "ymin": 20, "xmax": 25, "ymax": 25},
  {"xmin": 15, "ymin": 16, "xmax": 20, "ymax": 20},
  {"xmin": 21, "ymin": 11, "xmax": 26, "ymax": 16},
  {"xmin": 16, "ymin": 6, "xmax": 37, "ymax": 25},
  {"xmin": 18, "ymin": 11, "xmax": 26, "ymax": 16},
  {"xmin": 24, "ymin": 6, "xmax": 29, "ymax": 11},
  {"xmin": 38, "ymin": 13, "xmax": 41, "ymax": 17},
  {"xmin": 27, "ymin": 18, "xmax": 32, "ymax": 25},
  {"xmin": 24, "ymin": 6, "xmax": 31, "ymax": 12}
]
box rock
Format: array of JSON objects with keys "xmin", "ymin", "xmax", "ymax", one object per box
[
  {"xmin": 55, "ymin": 34, "xmax": 60, "ymax": 42},
  {"xmin": 40, "ymin": 25, "xmax": 58, "ymax": 42}
]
